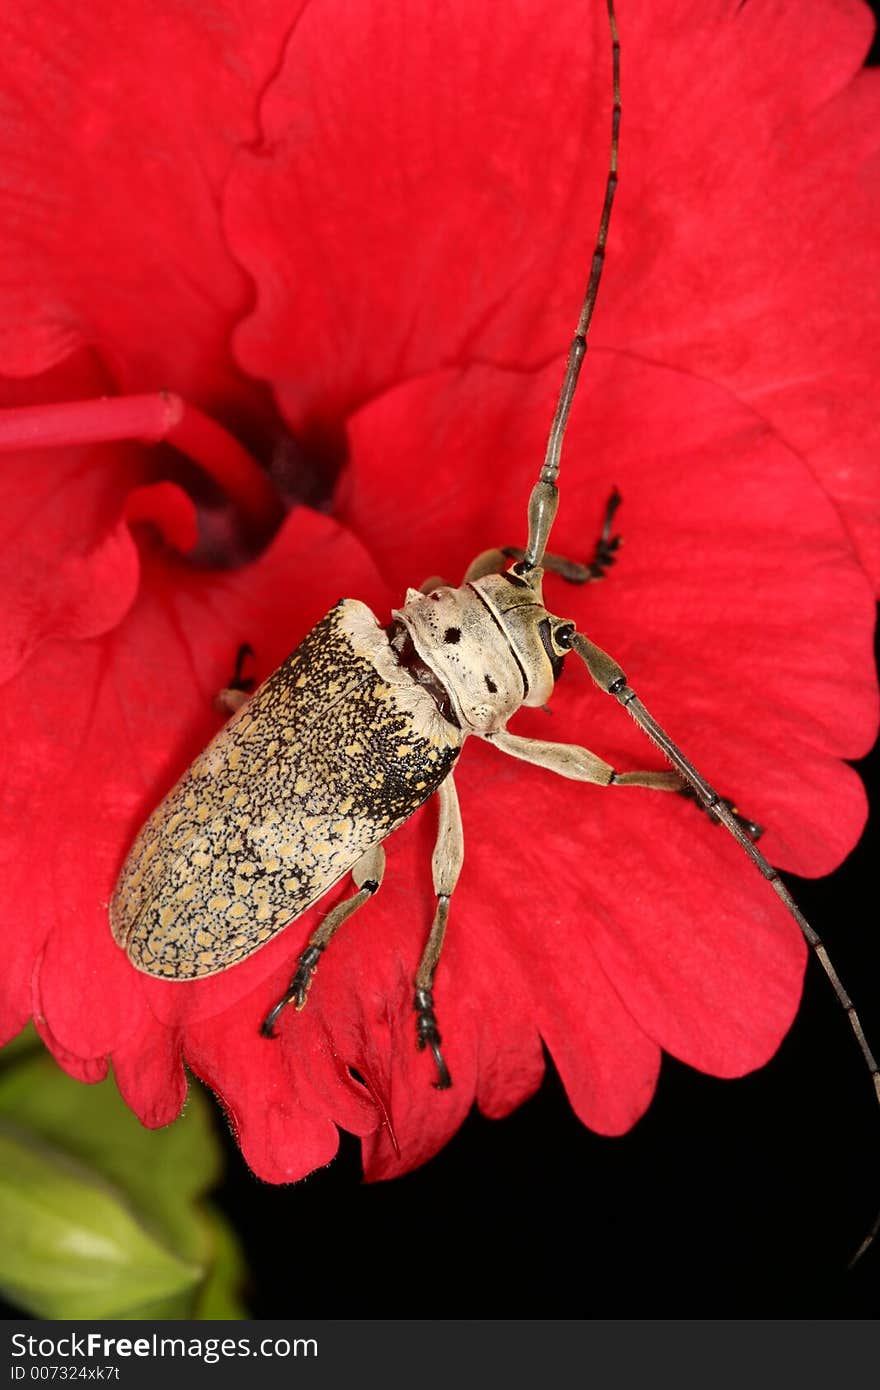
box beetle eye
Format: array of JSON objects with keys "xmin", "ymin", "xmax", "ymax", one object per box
[
  {"xmin": 554, "ymin": 622, "xmax": 576, "ymax": 650},
  {"xmin": 536, "ymin": 617, "xmax": 563, "ymax": 679}
]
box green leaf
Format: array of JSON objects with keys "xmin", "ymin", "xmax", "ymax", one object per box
[
  {"xmin": 193, "ymin": 1205, "xmax": 249, "ymax": 1321},
  {"xmin": 0, "ymin": 1125, "xmax": 200, "ymax": 1319},
  {"xmin": 0, "ymin": 1051, "xmax": 248, "ymax": 1319},
  {"xmin": 0, "ymin": 1023, "xmax": 41, "ymax": 1067}
]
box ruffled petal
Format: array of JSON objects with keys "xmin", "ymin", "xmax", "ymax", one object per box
[
  {"xmin": 609, "ymin": 2, "xmax": 880, "ymax": 588},
  {"xmin": 0, "ymin": 0, "xmax": 301, "ymax": 421},
  {"xmin": 226, "ymin": 0, "xmax": 880, "ymax": 580},
  {"xmin": 0, "ymin": 352, "xmax": 142, "ymax": 682},
  {"xmin": 225, "ymin": 0, "xmax": 623, "ymax": 437},
  {"xmin": 112, "ymin": 1016, "xmax": 187, "ymax": 1130}
]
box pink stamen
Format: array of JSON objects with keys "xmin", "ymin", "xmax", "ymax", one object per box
[{"xmin": 0, "ymin": 391, "xmax": 280, "ymax": 534}]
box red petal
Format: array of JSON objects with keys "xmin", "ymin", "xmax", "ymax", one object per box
[
  {"xmin": 0, "ymin": 1, "xmax": 301, "ymax": 420},
  {"xmin": 186, "ymin": 1002, "xmax": 343, "ymax": 1184},
  {"xmin": 113, "ymin": 1017, "xmax": 186, "ymax": 1130},
  {"xmin": 610, "ymin": 3, "xmax": 880, "ymax": 589},
  {"xmin": 0, "ymin": 353, "xmax": 141, "ymax": 682},
  {"xmin": 32, "ymin": 992, "xmax": 109, "ymax": 1085},
  {"xmin": 124, "ymin": 482, "xmax": 199, "ymax": 556},
  {"xmin": 225, "ymin": 0, "xmax": 627, "ymax": 435},
  {"xmin": 226, "ymin": 0, "xmax": 880, "ymax": 581}
]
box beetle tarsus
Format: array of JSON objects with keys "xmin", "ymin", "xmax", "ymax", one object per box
[
  {"xmin": 414, "ymin": 987, "xmax": 452, "ymax": 1089},
  {"xmin": 678, "ymin": 785, "xmax": 765, "ymax": 841},
  {"xmin": 584, "ymin": 533, "xmax": 621, "ymax": 581},
  {"xmin": 581, "ymin": 485, "xmax": 623, "ymax": 581},
  {"xmin": 259, "ymin": 1012, "xmax": 279, "ymax": 1039},
  {"xmin": 260, "ymin": 944, "xmax": 324, "ymax": 1037},
  {"xmin": 229, "ymin": 642, "xmax": 256, "ymax": 693}
]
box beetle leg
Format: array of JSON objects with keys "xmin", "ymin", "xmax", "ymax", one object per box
[
  {"xmin": 465, "ymin": 488, "xmax": 623, "ymax": 585},
  {"xmin": 215, "ymin": 688, "xmax": 250, "ymax": 715},
  {"xmin": 486, "ymin": 729, "xmax": 764, "ymax": 839},
  {"xmin": 484, "ymin": 728, "xmax": 683, "ymax": 791},
  {"xmin": 414, "ymin": 774, "xmax": 464, "ymax": 1090},
  {"xmin": 214, "ymin": 642, "xmax": 256, "ymax": 716},
  {"xmin": 260, "ymin": 842, "xmax": 385, "ymax": 1037},
  {"xmin": 229, "ymin": 641, "xmax": 256, "ymax": 690},
  {"xmin": 462, "ymin": 548, "xmax": 510, "ymax": 583},
  {"xmin": 677, "ymin": 784, "xmax": 764, "ymax": 840}
]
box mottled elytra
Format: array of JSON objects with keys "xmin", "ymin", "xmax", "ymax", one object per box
[{"xmin": 109, "ymin": 0, "xmax": 879, "ymax": 1262}]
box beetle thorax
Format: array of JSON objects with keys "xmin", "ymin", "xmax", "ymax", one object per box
[{"xmin": 393, "ymin": 570, "xmax": 562, "ymax": 734}]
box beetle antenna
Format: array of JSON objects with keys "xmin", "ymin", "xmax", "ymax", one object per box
[
  {"xmin": 568, "ymin": 627, "xmax": 880, "ymax": 1264},
  {"xmin": 523, "ymin": 0, "xmax": 620, "ymax": 572}
]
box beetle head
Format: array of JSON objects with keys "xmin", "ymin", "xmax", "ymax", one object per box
[
  {"xmin": 395, "ymin": 565, "xmax": 573, "ymax": 734},
  {"xmin": 470, "ymin": 563, "xmax": 575, "ymax": 711}
]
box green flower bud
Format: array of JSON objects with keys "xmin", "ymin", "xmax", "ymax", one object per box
[{"xmin": 0, "ymin": 1125, "xmax": 201, "ymax": 1319}]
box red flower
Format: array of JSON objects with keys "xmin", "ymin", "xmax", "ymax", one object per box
[{"xmin": 0, "ymin": 0, "xmax": 877, "ymax": 1187}]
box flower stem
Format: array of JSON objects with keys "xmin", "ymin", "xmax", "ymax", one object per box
[{"xmin": 0, "ymin": 392, "xmax": 280, "ymax": 534}]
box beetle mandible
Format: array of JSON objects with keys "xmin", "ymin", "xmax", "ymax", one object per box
[{"xmin": 109, "ymin": 0, "xmax": 879, "ymax": 1256}]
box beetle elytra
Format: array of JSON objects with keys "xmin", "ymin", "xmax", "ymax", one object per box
[{"xmin": 108, "ymin": 0, "xmax": 879, "ymax": 1260}]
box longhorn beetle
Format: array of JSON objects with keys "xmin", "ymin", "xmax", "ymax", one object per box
[{"xmin": 110, "ymin": 0, "xmax": 879, "ymax": 1263}]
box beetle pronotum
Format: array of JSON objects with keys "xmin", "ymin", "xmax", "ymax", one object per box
[{"xmin": 102, "ymin": 0, "xmax": 879, "ymax": 1272}]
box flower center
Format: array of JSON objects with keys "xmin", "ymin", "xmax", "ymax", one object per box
[{"xmin": 0, "ymin": 391, "xmax": 337, "ymax": 566}]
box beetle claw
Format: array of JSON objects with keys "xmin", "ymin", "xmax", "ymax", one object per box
[
  {"xmin": 261, "ymin": 944, "xmax": 323, "ymax": 1036},
  {"xmin": 414, "ymin": 987, "xmax": 453, "ymax": 1089},
  {"xmin": 259, "ymin": 1005, "xmax": 282, "ymax": 1039},
  {"xmin": 428, "ymin": 1041, "xmax": 452, "ymax": 1091}
]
